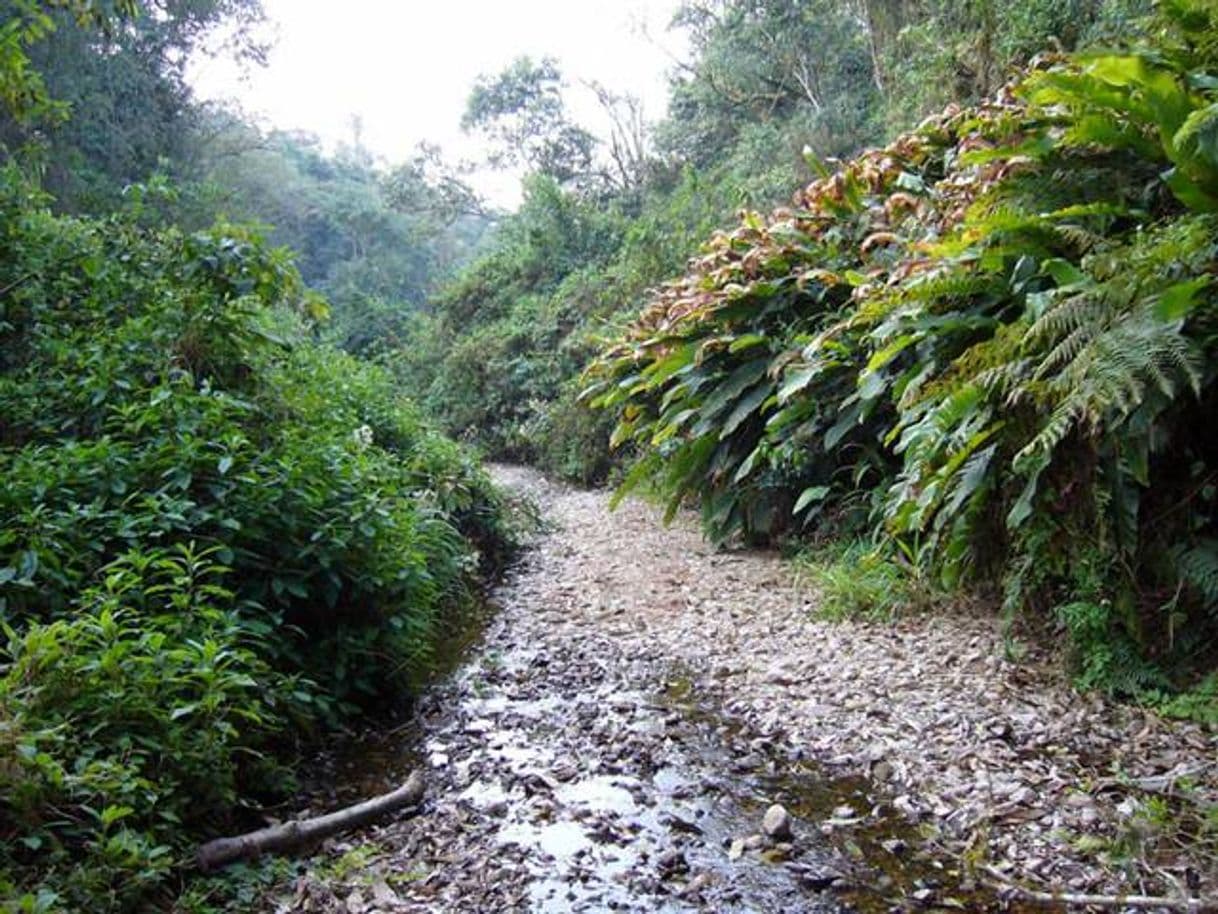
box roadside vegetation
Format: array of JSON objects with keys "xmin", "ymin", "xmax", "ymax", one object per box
[
  {"xmin": 0, "ymin": 2, "xmax": 511, "ymax": 910},
  {"xmin": 409, "ymin": 1, "xmax": 1217, "ymax": 721}
]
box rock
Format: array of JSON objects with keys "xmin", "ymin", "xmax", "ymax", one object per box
[
  {"xmin": 761, "ymin": 803, "xmax": 793, "ymax": 840},
  {"xmin": 661, "ymin": 812, "xmax": 703, "ymax": 835},
  {"xmin": 742, "ymin": 833, "xmax": 765, "ymax": 850},
  {"xmin": 682, "ymin": 871, "xmax": 714, "ymax": 896},
  {"xmin": 728, "ymin": 838, "xmax": 746, "ymax": 861},
  {"xmin": 552, "ymin": 762, "xmax": 578, "ymax": 782},
  {"xmin": 1010, "ymin": 786, "xmax": 1036, "ymax": 806},
  {"xmin": 880, "ymin": 838, "xmax": 907, "ymax": 856},
  {"xmin": 344, "ymin": 887, "xmax": 368, "ymax": 913},
  {"xmin": 731, "ymin": 753, "xmax": 762, "ymax": 772},
  {"xmin": 369, "ymin": 879, "xmax": 398, "ymax": 906},
  {"xmin": 656, "ymin": 847, "xmax": 688, "ymax": 877},
  {"xmin": 761, "ymin": 845, "xmax": 792, "ymax": 863},
  {"xmin": 791, "ymin": 863, "xmax": 846, "ymax": 890}
]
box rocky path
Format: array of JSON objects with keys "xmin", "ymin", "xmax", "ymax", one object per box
[{"xmin": 288, "ymin": 466, "xmax": 1217, "ymax": 914}]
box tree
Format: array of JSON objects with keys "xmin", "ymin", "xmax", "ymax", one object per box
[
  {"xmin": 382, "ymin": 142, "xmax": 487, "ymax": 222},
  {"xmin": 0, "ymin": 0, "xmax": 266, "ymax": 210},
  {"xmin": 659, "ymin": 0, "xmax": 877, "ymax": 166},
  {"xmin": 462, "ymin": 56, "xmax": 596, "ymax": 185},
  {"xmin": 585, "ymin": 80, "xmax": 652, "ymax": 195}
]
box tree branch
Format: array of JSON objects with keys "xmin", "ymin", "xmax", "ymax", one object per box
[
  {"xmin": 196, "ymin": 772, "xmax": 425, "ymax": 871},
  {"xmin": 983, "ymin": 866, "xmax": 1213, "ymax": 912}
]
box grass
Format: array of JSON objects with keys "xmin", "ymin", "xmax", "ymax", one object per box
[{"xmin": 794, "ymin": 539, "xmax": 937, "ymax": 623}]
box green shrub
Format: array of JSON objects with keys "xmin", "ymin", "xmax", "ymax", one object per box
[
  {"xmin": 795, "ymin": 540, "xmax": 927, "ymax": 623},
  {"xmin": 0, "ymin": 546, "xmax": 292, "ymax": 912},
  {"xmin": 0, "ymin": 168, "xmax": 512, "ymax": 909},
  {"xmin": 1156, "ymin": 673, "xmax": 1218, "ymax": 727},
  {"xmin": 589, "ymin": 2, "xmax": 1218, "ymax": 693}
]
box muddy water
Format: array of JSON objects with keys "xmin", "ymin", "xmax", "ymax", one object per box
[{"xmin": 298, "ymin": 468, "xmax": 1042, "ymax": 913}]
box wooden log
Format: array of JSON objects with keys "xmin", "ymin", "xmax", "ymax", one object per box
[
  {"xmin": 983, "ymin": 866, "xmax": 1214, "ymax": 912},
  {"xmin": 196, "ymin": 771, "xmax": 425, "ymax": 871}
]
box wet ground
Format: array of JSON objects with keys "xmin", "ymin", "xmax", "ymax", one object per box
[{"xmin": 284, "ymin": 466, "xmax": 1217, "ymax": 914}]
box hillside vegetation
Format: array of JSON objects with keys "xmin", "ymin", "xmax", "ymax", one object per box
[
  {"xmin": 0, "ymin": 3, "xmax": 511, "ymax": 910},
  {"xmin": 402, "ymin": 0, "xmax": 1144, "ymax": 483},
  {"xmin": 409, "ymin": 1, "xmax": 1217, "ymax": 711}
]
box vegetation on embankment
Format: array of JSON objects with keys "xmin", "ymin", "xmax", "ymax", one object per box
[
  {"xmin": 399, "ymin": 0, "xmax": 1145, "ymax": 484},
  {"xmin": 586, "ymin": 3, "xmax": 1218, "ymax": 708},
  {"xmin": 0, "ymin": 164, "xmax": 515, "ymax": 911},
  {"xmin": 405, "ymin": 1, "xmax": 1216, "ymax": 716},
  {"xmin": 0, "ymin": 3, "xmax": 513, "ymax": 910}
]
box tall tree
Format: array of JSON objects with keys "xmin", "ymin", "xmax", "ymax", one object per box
[
  {"xmin": 462, "ymin": 56, "xmax": 596, "ymax": 186},
  {"xmin": 660, "ymin": 0, "xmax": 876, "ymax": 165},
  {"xmin": 0, "ymin": 0, "xmax": 266, "ymax": 210}
]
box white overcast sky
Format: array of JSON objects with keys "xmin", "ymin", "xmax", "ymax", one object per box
[{"xmin": 188, "ymin": 0, "xmax": 688, "ymax": 206}]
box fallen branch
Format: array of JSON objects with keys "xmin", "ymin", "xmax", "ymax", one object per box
[
  {"xmin": 197, "ymin": 771, "xmax": 425, "ymax": 871},
  {"xmin": 983, "ymin": 866, "xmax": 1213, "ymax": 912}
]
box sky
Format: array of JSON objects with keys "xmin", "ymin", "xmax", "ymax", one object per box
[{"xmin": 188, "ymin": 0, "xmax": 689, "ymax": 206}]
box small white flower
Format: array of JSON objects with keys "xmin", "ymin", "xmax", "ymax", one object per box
[{"xmin": 352, "ymin": 424, "xmax": 374, "ymax": 449}]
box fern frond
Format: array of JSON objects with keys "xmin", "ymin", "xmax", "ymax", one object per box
[{"xmin": 1177, "ymin": 540, "xmax": 1218, "ymax": 612}]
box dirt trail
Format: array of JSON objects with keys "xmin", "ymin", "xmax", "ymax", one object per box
[{"xmin": 289, "ymin": 466, "xmax": 1217, "ymax": 914}]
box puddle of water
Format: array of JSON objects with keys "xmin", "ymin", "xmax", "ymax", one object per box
[
  {"xmin": 660, "ymin": 668, "xmax": 1050, "ymax": 914},
  {"xmin": 459, "ymin": 780, "xmax": 510, "ymax": 809},
  {"xmin": 500, "ymin": 820, "xmax": 594, "ymax": 860},
  {"xmin": 302, "ymin": 598, "xmax": 501, "ymax": 808},
  {"xmin": 308, "ymin": 600, "xmax": 1050, "ymax": 912},
  {"xmin": 556, "ymin": 776, "xmax": 640, "ymax": 816}
]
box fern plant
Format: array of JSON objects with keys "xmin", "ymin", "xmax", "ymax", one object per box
[{"xmin": 588, "ymin": 0, "xmax": 1218, "ymax": 698}]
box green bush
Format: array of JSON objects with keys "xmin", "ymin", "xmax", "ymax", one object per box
[
  {"xmin": 0, "ymin": 547, "xmax": 291, "ymax": 912},
  {"xmin": 0, "ymin": 168, "xmax": 513, "ymax": 909},
  {"xmin": 794, "ymin": 540, "xmax": 933, "ymax": 623},
  {"xmin": 589, "ymin": 2, "xmax": 1218, "ymax": 694}
]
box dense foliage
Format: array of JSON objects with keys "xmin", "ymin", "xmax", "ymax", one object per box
[
  {"xmin": 588, "ymin": 1, "xmax": 1218, "ymax": 698},
  {"xmin": 407, "ymin": 0, "xmax": 1145, "ymax": 485},
  {"xmin": 188, "ymin": 121, "xmax": 492, "ymax": 355},
  {"xmin": 0, "ymin": 4, "xmax": 511, "ymax": 910},
  {"xmin": 0, "ymin": 169, "xmax": 512, "ymax": 911}
]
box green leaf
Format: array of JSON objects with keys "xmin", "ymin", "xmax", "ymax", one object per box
[
  {"xmin": 865, "ymin": 334, "xmax": 917, "ymax": 375},
  {"xmin": 778, "ymin": 365, "xmax": 818, "ymax": 401},
  {"xmin": 719, "ymin": 383, "xmax": 773, "ymax": 439},
  {"xmin": 728, "ymin": 333, "xmax": 768, "ymax": 353},
  {"xmin": 858, "ymin": 369, "xmax": 888, "ymax": 402},
  {"xmin": 793, "ymin": 486, "xmax": 830, "ymax": 515},
  {"xmin": 99, "ymin": 805, "xmax": 134, "ymax": 827},
  {"xmin": 1164, "ymin": 167, "xmax": 1218, "ymax": 212},
  {"xmin": 1172, "ymin": 103, "xmax": 1218, "ymax": 171},
  {"xmin": 1155, "ymin": 278, "xmax": 1210, "ymax": 321},
  {"xmin": 824, "ymin": 401, "xmax": 861, "ymax": 451},
  {"xmin": 1042, "ymin": 258, "xmax": 1086, "ymax": 287}
]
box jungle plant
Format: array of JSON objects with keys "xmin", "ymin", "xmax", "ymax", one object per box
[{"xmin": 588, "ymin": 0, "xmax": 1218, "ymax": 699}]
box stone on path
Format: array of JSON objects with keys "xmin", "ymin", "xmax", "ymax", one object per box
[{"xmin": 762, "ymin": 803, "xmax": 793, "ymax": 841}]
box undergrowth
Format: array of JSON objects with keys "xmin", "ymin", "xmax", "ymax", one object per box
[
  {"xmin": 588, "ymin": 1, "xmax": 1218, "ymax": 713},
  {"xmin": 0, "ymin": 170, "xmax": 514, "ymax": 911},
  {"xmin": 794, "ymin": 540, "xmax": 938, "ymax": 623}
]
